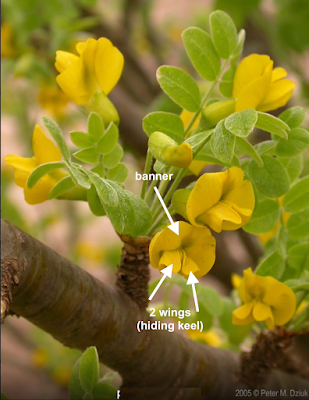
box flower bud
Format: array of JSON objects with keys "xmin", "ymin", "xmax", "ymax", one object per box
[
  {"xmin": 202, "ymin": 99, "xmax": 236, "ymax": 128},
  {"xmin": 149, "ymin": 132, "xmax": 192, "ymax": 168}
]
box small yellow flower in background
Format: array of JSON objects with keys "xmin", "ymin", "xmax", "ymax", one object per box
[
  {"xmin": 55, "ymin": 37, "xmax": 124, "ymax": 105},
  {"xmin": 232, "ymin": 268, "xmax": 296, "ymax": 330},
  {"xmin": 1, "ymin": 23, "xmax": 15, "ymax": 58},
  {"xmin": 296, "ymin": 300, "xmax": 308, "ymax": 316},
  {"xmin": 233, "ymin": 54, "xmax": 296, "ymax": 112},
  {"xmin": 76, "ymin": 241, "xmax": 105, "ymax": 263},
  {"xmin": 4, "ymin": 125, "xmax": 66, "ymax": 204},
  {"xmin": 37, "ymin": 86, "xmax": 70, "ymax": 118},
  {"xmin": 187, "ymin": 167, "xmax": 255, "ymax": 233},
  {"xmin": 187, "ymin": 329, "xmax": 222, "ymax": 347},
  {"xmin": 258, "ymin": 196, "xmax": 290, "ymax": 244},
  {"xmin": 32, "ymin": 348, "xmax": 49, "ymax": 368},
  {"xmin": 149, "ymin": 221, "xmax": 216, "ymax": 278}
]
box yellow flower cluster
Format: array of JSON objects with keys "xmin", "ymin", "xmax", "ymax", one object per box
[{"xmin": 232, "ymin": 268, "xmax": 296, "ymax": 330}]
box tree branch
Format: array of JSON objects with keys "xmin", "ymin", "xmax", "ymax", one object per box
[{"xmin": 1, "ymin": 219, "xmax": 309, "ymax": 400}]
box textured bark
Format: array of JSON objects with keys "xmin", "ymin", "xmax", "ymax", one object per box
[
  {"xmin": 1, "ymin": 219, "xmax": 309, "ymax": 400},
  {"xmin": 116, "ymin": 234, "xmax": 150, "ymax": 310}
]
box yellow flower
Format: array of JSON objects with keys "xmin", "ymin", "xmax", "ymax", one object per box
[
  {"xmin": 149, "ymin": 221, "xmax": 216, "ymax": 279},
  {"xmin": 187, "ymin": 167, "xmax": 255, "ymax": 233},
  {"xmin": 4, "ymin": 125, "xmax": 66, "ymax": 204},
  {"xmin": 37, "ymin": 86, "xmax": 70, "ymax": 118},
  {"xmin": 1, "ymin": 23, "xmax": 15, "ymax": 58},
  {"xmin": 232, "ymin": 268, "xmax": 296, "ymax": 330},
  {"xmin": 55, "ymin": 37, "xmax": 124, "ymax": 106},
  {"xmin": 32, "ymin": 349, "xmax": 49, "ymax": 368},
  {"xmin": 233, "ymin": 54, "xmax": 296, "ymax": 112},
  {"xmin": 258, "ymin": 196, "xmax": 290, "ymax": 244},
  {"xmin": 187, "ymin": 329, "xmax": 222, "ymax": 347}
]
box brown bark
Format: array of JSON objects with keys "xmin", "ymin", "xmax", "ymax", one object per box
[{"xmin": 1, "ymin": 219, "xmax": 309, "ymax": 400}]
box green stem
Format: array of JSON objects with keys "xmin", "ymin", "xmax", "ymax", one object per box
[
  {"xmin": 145, "ymin": 178, "xmax": 159, "ymax": 205},
  {"xmin": 141, "ymin": 150, "xmax": 153, "ymax": 200}
]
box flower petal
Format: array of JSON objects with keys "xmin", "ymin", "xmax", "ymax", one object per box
[
  {"xmin": 199, "ymin": 201, "xmax": 242, "ymax": 232},
  {"xmin": 182, "ymin": 256, "xmax": 200, "ymax": 277},
  {"xmin": 187, "ymin": 170, "xmax": 227, "ymax": 227},
  {"xmin": 32, "ymin": 125, "xmax": 62, "ymax": 165},
  {"xmin": 272, "ymin": 67, "xmax": 287, "ymax": 83},
  {"xmin": 180, "ymin": 109, "xmax": 201, "ymax": 133},
  {"xmin": 188, "ymin": 161, "xmax": 209, "ymax": 176},
  {"xmin": 56, "ymin": 38, "xmax": 98, "ymax": 105},
  {"xmin": 95, "ymin": 38, "xmax": 124, "ymax": 95},
  {"xmin": 4, "ymin": 155, "xmax": 37, "ymax": 187},
  {"xmin": 233, "ymin": 54, "xmax": 271, "ymax": 99},
  {"xmin": 235, "ymin": 61, "xmax": 273, "ymax": 112},
  {"xmin": 233, "ymin": 301, "xmax": 253, "ymax": 320},
  {"xmin": 253, "ymin": 301, "xmax": 273, "ymax": 322},
  {"xmin": 159, "ymin": 250, "xmax": 182, "ymax": 273},
  {"xmin": 24, "ymin": 175, "xmax": 56, "ymax": 205},
  {"xmin": 55, "ymin": 51, "xmax": 79, "ymax": 74},
  {"xmin": 257, "ymin": 79, "xmax": 296, "ymax": 112}
]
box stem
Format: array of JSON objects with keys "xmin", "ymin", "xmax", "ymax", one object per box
[
  {"xmin": 145, "ymin": 178, "xmax": 159, "ymax": 205},
  {"xmin": 141, "ymin": 150, "xmax": 153, "ymax": 200}
]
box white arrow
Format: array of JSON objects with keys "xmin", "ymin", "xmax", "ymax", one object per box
[
  {"xmin": 187, "ymin": 272, "xmax": 199, "ymax": 312},
  {"xmin": 153, "ymin": 186, "xmax": 179, "ymax": 235},
  {"xmin": 148, "ymin": 264, "xmax": 173, "ymax": 301}
]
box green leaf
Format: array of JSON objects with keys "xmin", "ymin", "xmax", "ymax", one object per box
[
  {"xmin": 142, "ymin": 112, "xmax": 185, "ymax": 143},
  {"xmin": 27, "ymin": 161, "xmax": 65, "ymax": 189},
  {"xmin": 83, "ymin": 170, "xmax": 118, "ymax": 207},
  {"xmin": 255, "ymin": 251, "xmax": 285, "ymax": 280},
  {"xmin": 219, "ymin": 298, "xmax": 252, "ymax": 345},
  {"xmin": 210, "ymin": 120, "xmax": 235, "ymax": 163},
  {"xmin": 48, "ymin": 176, "xmax": 75, "ymax": 199},
  {"xmin": 279, "ymin": 106, "xmax": 306, "ymax": 129},
  {"xmin": 283, "ymin": 177, "xmax": 309, "ymax": 213},
  {"xmin": 182, "ymin": 27, "xmax": 221, "ymax": 81},
  {"xmin": 71, "ymin": 131, "xmax": 94, "ymax": 149},
  {"xmin": 104, "ymin": 183, "xmax": 151, "ymax": 236},
  {"xmin": 69, "ymin": 359, "xmax": 85, "ymax": 400},
  {"xmin": 79, "ymin": 347, "xmax": 100, "ymax": 393},
  {"xmin": 236, "ymin": 137, "xmax": 263, "ymax": 166},
  {"xmin": 87, "ymin": 185, "xmax": 106, "ymax": 216},
  {"xmin": 243, "ymin": 199, "xmax": 280, "ymax": 234},
  {"xmin": 231, "ymin": 29, "xmax": 245, "ymax": 65},
  {"xmin": 43, "ymin": 117, "xmax": 71, "ymax": 161},
  {"xmin": 92, "ymin": 381, "xmax": 117, "ymax": 399},
  {"xmin": 219, "ymin": 67, "xmax": 235, "ymax": 98},
  {"xmin": 156, "ymin": 65, "xmax": 201, "ymax": 112},
  {"xmin": 225, "ymin": 109, "xmax": 257, "ymax": 137},
  {"xmin": 284, "ymin": 279, "xmax": 309, "ymax": 291},
  {"xmin": 107, "ymin": 163, "xmax": 128, "ymax": 183},
  {"xmin": 210, "ymin": 10, "xmax": 238, "ymax": 59},
  {"xmin": 185, "ymin": 129, "xmax": 213, "ymax": 156},
  {"xmin": 65, "ymin": 162, "xmax": 91, "ymax": 189},
  {"xmin": 255, "ymin": 112, "xmax": 289, "ymax": 139},
  {"xmin": 287, "ymin": 209, "xmax": 309, "ymax": 239},
  {"xmin": 97, "ymin": 123, "xmax": 119, "ymax": 154},
  {"xmin": 101, "ymin": 372, "xmax": 118, "ymax": 384},
  {"xmin": 73, "ymin": 148, "xmax": 99, "ymax": 164},
  {"xmin": 278, "ymin": 155, "xmax": 303, "ymax": 183},
  {"xmin": 254, "ymin": 140, "xmax": 276, "ymax": 155},
  {"xmin": 276, "ymin": 128, "xmax": 309, "ymax": 157},
  {"xmin": 124, "ymin": 190, "xmax": 152, "ymax": 236},
  {"xmin": 88, "ymin": 112, "xmax": 104, "ymax": 142},
  {"xmin": 287, "ymin": 243, "xmax": 309, "ymax": 272},
  {"xmin": 247, "ymin": 155, "xmax": 290, "ymax": 198},
  {"xmin": 196, "ymin": 286, "xmax": 223, "ymax": 317},
  {"xmin": 102, "ymin": 144, "xmax": 123, "ymax": 169}
]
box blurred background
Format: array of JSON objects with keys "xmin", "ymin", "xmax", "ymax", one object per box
[{"xmin": 1, "ymin": 0, "xmax": 309, "ymax": 398}]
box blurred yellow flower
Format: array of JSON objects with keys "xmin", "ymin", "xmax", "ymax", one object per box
[
  {"xmin": 55, "ymin": 37, "xmax": 124, "ymax": 105},
  {"xmin": 232, "ymin": 268, "xmax": 296, "ymax": 330},
  {"xmin": 52, "ymin": 366, "xmax": 72, "ymax": 387},
  {"xmin": 187, "ymin": 329, "xmax": 222, "ymax": 347},
  {"xmin": 258, "ymin": 197, "xmax": 290, "ymax": 244},
  {"xmin": 233, "ymin": 54, "xmax": 296, "ymax": 112},
  {"xmin": 37, "ymin": 86, "xmax": 70, "ymax": 118},
  {"xmin": 296, "ymin": 300, "xmax": 308, "ymax": 316},
  {"xmin": 76, "ymin": 241, "xmax": 105, "ymax": 263},
  {"xmin": 149, "ymin": 221, "xmax": 216, "ymax": 279},
  {"xmin": 1, "ymin": 23, "xmax": 15, "ymax": 58},
  {"xmin": 32, "ymin": 349, "xmax": 49, "ymax": 368},
  {"xmin": 4, "ymin": 125, "xmax": 66, "ymax": 204},
  {"xmin": 187, "ymin": 167, "xmax": 255, "ymax": 233}
]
